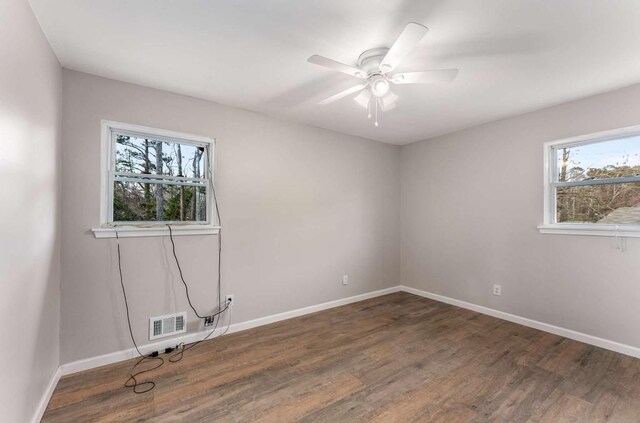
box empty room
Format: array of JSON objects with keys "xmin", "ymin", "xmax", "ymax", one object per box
[{"xmin": 3, "ymin": 0, "xmax": 640, "ymax": 422}]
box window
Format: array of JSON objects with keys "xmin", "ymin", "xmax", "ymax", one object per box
[
  {"xmin": 540, "ymin": 125, "xmax": 640, "ymax": 237},
  {"xmin": 94, "ymin": 121, "xmax": 218, "ymax": 238}
]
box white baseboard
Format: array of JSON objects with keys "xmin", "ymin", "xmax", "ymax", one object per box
[
  {"xmin": 60, "ymin": 286, "xmax": 401, "ymax": 376},
  {"xmin": 32, "ymin": 366, "xmax": 61, "ymax": 423},
  {"xmin": 41, "ymin": 284, "xmax": 640, "ymax": 421},
  {"xmin": 59, "ymin": 283, "xmax": 640, "ymax": 377},
  {"xmin": 400, "ymin": 285, "xmax": 640, "ymax": 359}
]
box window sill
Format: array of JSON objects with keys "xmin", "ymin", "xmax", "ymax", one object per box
[
  {"xmin": 92, "ymin": 225, "xmax": 221, "ymax": 239},
  {"xmin": 537, "ymin": 224, "xmax": 640, "ymax": 238}
]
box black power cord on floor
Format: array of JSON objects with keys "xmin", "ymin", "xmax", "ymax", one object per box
[
  {"xmin": 115, "ymin": 229, "xmax": 164, "ymax": 394},
  {"xmin": 169, "ymin": 300, "xmax": 232, "ymax": 363},
  {"xmin": 114, "ymin": 171, "xmax": 231, "ymax": 393}
]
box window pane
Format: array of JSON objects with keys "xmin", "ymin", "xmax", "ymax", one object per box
[
  {"xmin": 555, "ymin": 136, "xmax": 640, "ymax": 182},
  {"xmin": 115, "ymin": 134, "xmax": 207, "ymax": 179},
  {"xmin": 557, "ymin": 182, "xmax": 640, "ymax": 223},
  {"xmin": 114, "ymin": 181, "xmax": 207, "ymax": 222}
]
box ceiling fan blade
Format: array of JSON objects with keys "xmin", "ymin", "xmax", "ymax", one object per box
[
  {"xmin": 392, "ymin": 69, "xmax": 459, "ymax": 84},
  {"xmin": 319, "ymin": 84, "xmax": 367, "ymax": 105},
  {"xmin": 380, "ymin": 23, "xmax": 429, "ymax": 72},
  {"xmin": 308, "ymin": 55, "xmax": 366, "ymax": 78}
]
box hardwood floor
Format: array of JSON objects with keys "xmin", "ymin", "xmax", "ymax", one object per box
[{"xmin": 43, "ymin": 292, "xmax": 640, "ymax": 422}]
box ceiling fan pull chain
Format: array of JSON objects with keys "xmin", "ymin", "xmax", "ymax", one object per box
[
  {"xmin": 368, "ymin": 96, "xmax": 372, "ymax": 119},
  {"xmin": 375, "ymin": 98, "xmax": 379, "ymax": 127}
]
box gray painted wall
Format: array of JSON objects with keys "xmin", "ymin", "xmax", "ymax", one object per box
[
  {"xmin": 6, "ymin": 5, "xmax": 640, "ymax": 411},
  {"xmin": 401, "ymin": 83, "xmax": 640, "ymax": 349},
  {"xmin": 60, "ymin": 70, "xmax": 401, "ymax": 363},
  {"xmin": 0, "ymin": 0, "xmax": 62, "ymax": 421}
]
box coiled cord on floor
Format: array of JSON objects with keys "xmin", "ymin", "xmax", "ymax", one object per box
[
  {"xmin": 115, "ymin": 229, "xmax": 165, "ymax": 393},
  {"xmin": 115, "ymin": 167, "xmax": 229, "ymax": 393}
]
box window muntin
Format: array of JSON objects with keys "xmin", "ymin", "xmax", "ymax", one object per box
[
  {"xmin": 108, "ymin": 128, "xmax": 212, "ymax": 225},
  {"xmin": 550, "ymin": 134, "xmax": 640, "ymax": 225}
]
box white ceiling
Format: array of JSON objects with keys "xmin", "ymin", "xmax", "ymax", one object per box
[{"xmin": 29, "ymin": 0, "xmax": 640, "ymax": 145}]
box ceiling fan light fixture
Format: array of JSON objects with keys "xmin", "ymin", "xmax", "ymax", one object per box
[
  {"xmin": 380, "ymin": 63, "xmax": 392, "ymax": 73},
  {"xmin": 380, "ymin": 99, "xmax": 397, "ymax": 112},
  {"xmin": 380, "ymin": 91, "xmax": 399, "ymax": 109},
  {"xmin": 354, "ymin": 89, "xmax": 372, "ymax": 108},
  {"xmin": 371, "ymin": 77, "xmax": 390, "ymax": 97}
]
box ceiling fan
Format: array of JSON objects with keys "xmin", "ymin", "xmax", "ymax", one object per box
[{"xmin": 308, "ymin": 23, "xmax": 458, "ymax": 126}]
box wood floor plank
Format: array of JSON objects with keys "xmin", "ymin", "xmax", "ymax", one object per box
[{"xmin": 42, "ymin": 292, "xmax": 640, "ymax": 422}]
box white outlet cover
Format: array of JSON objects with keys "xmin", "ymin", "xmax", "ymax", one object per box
[
  {"xmin": 342, "ymin": 275, "xmax": 349, "ymax": 285},
  {"xmin": 225, "ymin": 294, "xmax": 234, "ymax": 306}
]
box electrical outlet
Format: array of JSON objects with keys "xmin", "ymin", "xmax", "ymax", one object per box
[
  {"xmin": 342, "ymin": 275, "xmax": 349, "ymax": 285},
  {"xmin": 493, "ymin": 284, "xmax": 502, "ymax": 296},
  {"xmin": 225, "ymin": 294, "xmax": 234, "ymax": 307},
  {"xmin": 204, "ymin": 315, "xmax": 215, "ymax": 326}
]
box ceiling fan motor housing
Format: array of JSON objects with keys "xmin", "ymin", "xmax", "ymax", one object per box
[{"xmin": 357, "ymin": 47, "xmax": 390, "ymax": 77}]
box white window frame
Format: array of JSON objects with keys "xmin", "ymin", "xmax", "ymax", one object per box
[
  {"xmin": 92, "ymin": 120, "xmax": 220, "ymax": 238},
  {"xmin": 538, "ymin": 124, "xmax": 640, "ymax": 238}
]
